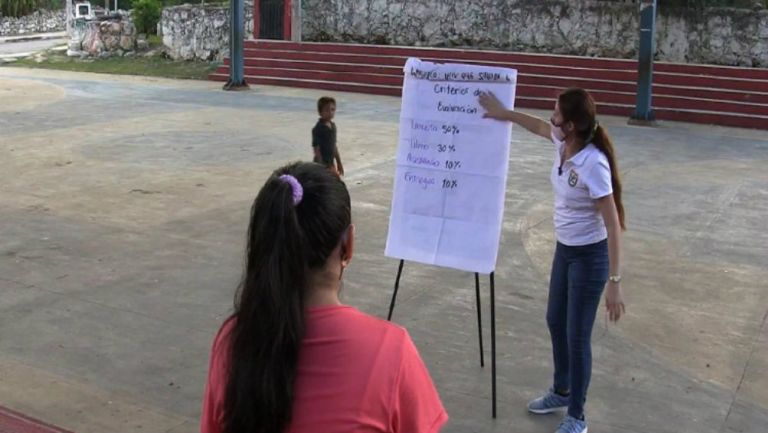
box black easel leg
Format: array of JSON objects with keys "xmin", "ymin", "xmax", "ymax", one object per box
[
  {"xmin": 490, "ymin": 272, "xmax": 497, "ymax": 419},
  {"xmin": 387, "ymin": 260, "xmax": 405, "ymax": 321},
  {"xmin": 475, "ymin": 273, "xmax": 485, "ymax": 368}
]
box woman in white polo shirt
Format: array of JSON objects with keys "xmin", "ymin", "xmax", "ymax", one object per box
[{"xmin": 479, "ymin": 88, "xmax": 626, "ymax": 433}]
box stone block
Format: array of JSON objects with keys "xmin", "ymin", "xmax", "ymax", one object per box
[
  {"xmin": 86, "ymin": 39, "xmax": 105, "ymax": 55},
  {"xmin": 103, "ymin": 34, "xmax": 120, "ymax": 50},
  {"xmin": 123, "ymin": 22, "xmax": 136, "ymax": 36},
  {"xmin": 120, "ymin": 35, "xmax": 135, "ymax": 50}
]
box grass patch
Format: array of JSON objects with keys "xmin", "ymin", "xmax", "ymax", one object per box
[
  {"xmin": 7, "ymin": 50, "xmax": 219, "ymax": 81},
  {"xmin": 148, "ymin": 34, "xmax": 163, "ymax": 48}
]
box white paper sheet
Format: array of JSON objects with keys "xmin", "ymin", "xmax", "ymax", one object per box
[{"xmin": 385, "ymin": 58, "xmax": 517, "ymax": 274}]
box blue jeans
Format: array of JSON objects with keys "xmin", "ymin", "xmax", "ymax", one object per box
[{"xmin": 547, "ymin": 239, "xmax": 609, "ymax": 419}]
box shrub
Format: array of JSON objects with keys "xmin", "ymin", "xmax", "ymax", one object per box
[
  {"xmin": 0, "ymin": 0, "xmax": 43, "ymax": 18},
  {"xmin": 132, "ymin": 0, "xmax": 161, "ymax": 35}
]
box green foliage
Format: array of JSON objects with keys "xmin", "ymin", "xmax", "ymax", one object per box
[
  {"xmin": 0, "ymin": 0, "xmax": 43, "ymax": 18},
  {"xmin": 132, "ymin": 0, "xmax": 161, "ymax": 34},
  {"xmin": 119, "ymin": 0, "xmax": 209, "ymax": 11},
  {"xmin": 39, "ymin": 0, "xmax": 59, "ymax": 10}
]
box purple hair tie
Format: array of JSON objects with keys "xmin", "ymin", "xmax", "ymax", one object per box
[{"xmin": 278, "ymin": 174, "xmax": 303, "ymax": 206}]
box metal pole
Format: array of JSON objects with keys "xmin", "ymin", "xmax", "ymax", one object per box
[
  {"xmin": 490, "ymin": 272, "xmax": 497, "ymax": 418},
  {"xmin": 475, "ymin": 273, "xmax": 485, "ymax": 368},
  {"xmin": 387, "ymin": 260, "xmax": 405, "ymax": 321},
  {"xmin": 629, "ymin": 0, "xmax": 657, "ymax": 125},
  {"xmin": 224, "ymin": 0, "xmax": 249, "ymax": 90}
]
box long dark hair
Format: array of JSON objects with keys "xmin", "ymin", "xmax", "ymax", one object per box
[
  {"xmin": 558, "ymin": 88, "xmax": 626, "ymax": 229},
  {"xmin": 223, "ymin": 162, "xmax": 351, "ymax": 433}
]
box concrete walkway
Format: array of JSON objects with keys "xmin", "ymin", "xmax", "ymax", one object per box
[
  {"xmin": 0, "ymin": 67, "xmax": 766, "ymax": 433},
  {"xmin": 0, "ymin": 32, "xmax": 67, "ymax": 62},
  {"xmin": 0, "ymin": 31, "xmax": 66, "ymax": 44}
]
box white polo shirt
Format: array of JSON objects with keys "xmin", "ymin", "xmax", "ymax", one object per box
[{"xmin": 551, "ymin": 133, "xmax": 613, "ymax": 246}]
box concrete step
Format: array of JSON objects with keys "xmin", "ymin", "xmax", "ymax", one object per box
[
  {"xmin": 215, "ymin": 65, "xmax": 768, "ymax": 117},
  {"xmin": 224, "ymin": 58, "xmax": 768, "ymax": 104},
  {"xmin": 216, "ymin": 40, "xmax": 768, "ymax": 129},
  {"xmin": 239, "ymin": 49, "xmax": 768, "ymax": 93},
  {"xmin": 244, "ymin": 40, "xmax": 768, "ymax": 80},
  {"xmin": 210, "ymin": 72, "xmax": 768, "ymax": 129}
]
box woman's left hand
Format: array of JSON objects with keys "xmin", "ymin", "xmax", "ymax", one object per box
[{"xmin": 605, "ymin": 282, "xmax": 626, "ymax": 322}]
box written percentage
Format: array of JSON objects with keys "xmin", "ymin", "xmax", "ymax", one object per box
[
  {"xmin": 442, "ymin": 125, "xmax": 460, "ymax": 135},
  {"xmin": 437, "ymin": 144, "xmax": 457, "ymax": 153},
  {"xmin": 445, "ymin": 160, "xmax": 462, "ymax": 170},
  {"xmin": 442, "ymin": 179, "xmax": 459, "ymax": 189}
]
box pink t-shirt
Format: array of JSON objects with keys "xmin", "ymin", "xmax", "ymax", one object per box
[{"xmin": 201, "ymin": 305, "xmax": 448, "ymax": 433}]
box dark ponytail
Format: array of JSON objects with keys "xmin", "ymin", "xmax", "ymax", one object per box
[
  {"xmin": 558, "ymin": 88, "xmax": 626, "ymax": 229},
  {"xmin": 223, "ymin": 162, "xmax": 351, "ymax": 433},
  {"xmin": 591, "ymin": 125, "xmax": 625, "ymax": 230}
]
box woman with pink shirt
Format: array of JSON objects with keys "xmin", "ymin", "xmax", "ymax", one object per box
[{"xmin": 201, "ymin": 162, "xmax": 448, "ymax": 433}]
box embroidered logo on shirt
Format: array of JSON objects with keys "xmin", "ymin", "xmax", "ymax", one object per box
[{"xmin": 568, "ymin": 169, "xmax": 579, "ymax": 187}]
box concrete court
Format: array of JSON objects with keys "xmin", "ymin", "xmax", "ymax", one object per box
[{"xmin": 0, "ymin": 67, "xmax": 766, "ymax": 433}]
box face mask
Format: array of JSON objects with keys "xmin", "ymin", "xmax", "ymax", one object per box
[{"xmin": 551, "ymin": 120, "xmax": 566, "ymax": 141}]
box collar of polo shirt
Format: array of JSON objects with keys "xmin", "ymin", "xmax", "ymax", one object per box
[{"xmin": 566, "ymin": 144, "xmax": 594, "ymax": 166}]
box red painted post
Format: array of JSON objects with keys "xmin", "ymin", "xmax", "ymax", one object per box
[
  {"xmin": 284, "ymin": 0, "xmax": 292, "ymax": 40},
  {"xmin": 253, "ymin": 0, "xmax": 260, "ymax": 40}
]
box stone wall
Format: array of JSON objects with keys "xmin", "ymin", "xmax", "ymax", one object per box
[
  {"xmin": 67, "ymin": 16, "xmax": 141, "ymax": 58},
  {"xmin": 161, "ymin": 1, "xmax": 253, "ymax": 61},
  {"xmin": 0, "ymin": 8, "xmax": 65, "ymax": 36},
  {"xmin": 302, "ymin": 0, "xmax": 768, "ymax": 67}
]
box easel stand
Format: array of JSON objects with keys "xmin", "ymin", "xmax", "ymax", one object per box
[{"xmin": 387, "ymin": 259, "xmax": 498, "ymax": 418}]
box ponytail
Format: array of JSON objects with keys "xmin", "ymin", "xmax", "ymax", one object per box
[
  {"xmin": 223, "ymin": 162, "xmax": 351, "ymax": 433},
  {"xmin": 224, "ymin": 176, "xmax": 307, "ymax": 433},
  {"xmin": 592, "ymin": 125, "xmax": 626, "ymax": 230}
]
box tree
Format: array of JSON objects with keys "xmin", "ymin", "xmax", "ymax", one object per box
[
  {"xmin": 132, "ymin": 0, "xmax": 161, "ymax": 35},
  {"xmin": 0, "ymin": 0, "xmax": 42, "ymax": 17}
]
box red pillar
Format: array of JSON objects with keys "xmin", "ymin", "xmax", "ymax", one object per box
[
  {"xmin": 253, "ymin": 0, "xmax": 260, "ymax": 39},
  {"xmin": 284, "ymin": 0, "xmax": 292, "ymax": 40}
]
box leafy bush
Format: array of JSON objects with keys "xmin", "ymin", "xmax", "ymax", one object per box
[
  {"xmin": 132, "ymin": 0, "xmax": 161, "ymax": 34},
  {"xmin": 118, "ymin": 0, "xmax": 208, "ymax": 11},
  {"xmin": 0, "ymin": 0, "xmax": 43, "ymax": 17}
]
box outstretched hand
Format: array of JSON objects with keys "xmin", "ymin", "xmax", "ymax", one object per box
[{"xmin": 478, "ymin": 91, "xmax": 508, "ymax": 120}]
